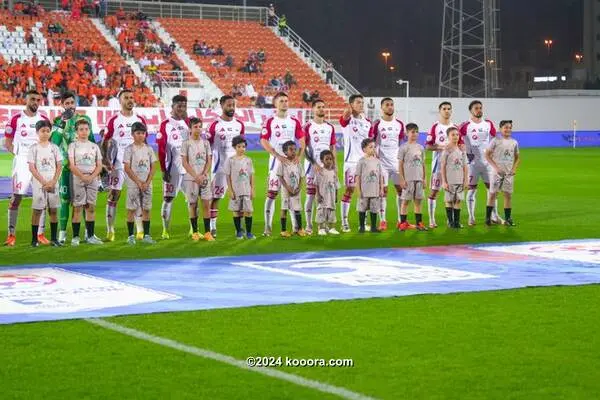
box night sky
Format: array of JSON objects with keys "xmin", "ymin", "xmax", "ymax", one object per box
[{"xmin": 191, "ymin": 0, "xmax": 583, "ymax": 94}]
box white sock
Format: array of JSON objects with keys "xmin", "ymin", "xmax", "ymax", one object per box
[
  {"xmin": 492, "ymin": 197, "xmax": 500, "ymax": 220},
  {"xmin": 210, "ymin": 208, "xmax": 218, "ymax": 231},
  {"xmin": 467, "ymin": 189, "xmax": 477, "ymax": 221},
  {"xmin": 341, "ymin": 200, "xmax": 350, "ymax": 226},
  {"xmin": 38, "ymin": 210, "xmax": 46, "ymax": 234},
  {"xmin": 8, "ymin": 204, "xmax": 19, "ymax": 235},
  {"xmin": 380, "ymin": 194, "xmax": 387, "ymax": 222},
  {"xmin": 428, "ymin": 197, "xmax": 436, "ymax": 225},
  {"xmin": 161, "ymin": 201, "xmax": 173, "ymax": 230},
  {"xmin": 264, "ymin": 197, "xmax": 275, "ymax": 231},
  {"xmin": 106, "ymin": 200, "xmax": 117, "ymax": 233},
  {"xmin": 396, "ymin": 194, "xmax": 402, "ymax": 223},
  {"xmin": 304, "ymin": 194, "xmax": 314, "ymax": 230},
  {"xmin": 135, "ymin": 207, "xmax": 143, "ymax": 234}
]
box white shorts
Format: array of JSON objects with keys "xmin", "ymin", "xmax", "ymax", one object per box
[
  {"xmin": 343, "ymin": 163, "xmax": 357, "ymax": 187},
  {"xmin": 183, "ymin": 179, "xmax": 212, "ymax": 204},
  {"xmin": 305, "ymin": 162, "xmax": 317, "ymax": 189},
  {"xmin": 382, "ymin": 167, "xmax": 401, "ymax": 187},
  {"xmin": 163, "ymin": 173, "xmax": 183, "ymax": 197},
  {"xmin": 490, "ymin": 173, "xmax": 514, "ymax": 194},
  {"xmin": 108, "ymin": 169, "xmax": 125, "ymax": 191},
  {"xmin": 32, "ymin": 181, "xmax": 59, "ymax": 210},
  {"xmin": 267, "ymin": 157, "xmax": 281, "ymax": 192},
  {"xmin": 211, "ymin": 171, "xmax": 227, "ymax": 199},
  {"xmin": 12, "ymin": 156, "xmax": 33, "ymax": 195},
  {"xmin": 468, "ymin": 163, "xmax": 491, "ymax": 186},
  {"xmin": 430, "ymin": 171, "xmax": 442, "ymax": 191}
]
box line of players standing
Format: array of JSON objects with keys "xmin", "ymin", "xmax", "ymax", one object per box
[{"xmin": 3, "ymin": 89, "xmax": 518, "ymax": 246}]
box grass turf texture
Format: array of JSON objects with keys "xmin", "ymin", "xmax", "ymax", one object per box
[
  {"xmin": 0, "ymin": 148, "xmax": 598, "ymax": 264},
  {"xmin": 1, "ymin": 147, "xmax": 600, "ymax": 399}
]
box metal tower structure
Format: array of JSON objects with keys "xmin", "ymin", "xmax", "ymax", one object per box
[{"xmin": 438, "ymin": 0, "xmax": 501, "ymax": 98}]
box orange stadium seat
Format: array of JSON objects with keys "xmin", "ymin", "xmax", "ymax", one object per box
[
  {"xmin": 159, "ymin": 18, "xmax": 346, "ymax": 109},
  {"xmin": 0, "ymin": 10, "xmax": 157, "ymax": 106}
]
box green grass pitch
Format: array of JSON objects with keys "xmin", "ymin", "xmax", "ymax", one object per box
[{"xmin": 1, "ymin": 148, "xmax": 600, "ymax": 399}]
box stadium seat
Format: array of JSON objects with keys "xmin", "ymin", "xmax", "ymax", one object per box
[{"xmin": 159, "ymin": 18, "xmax": 346, "ymax": 109}]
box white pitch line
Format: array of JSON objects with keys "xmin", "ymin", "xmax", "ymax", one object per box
[{"xmin": 86, "ymin": 318, "xmax": 377, "ymax": 400}]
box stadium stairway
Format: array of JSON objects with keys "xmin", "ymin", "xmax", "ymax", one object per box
[
  {"xmin": 90, "ymin": 18, "xmax": 146, "ymax": 85},
  {"xmin": 158, "ymin": 18, "xmax": 347, "ymax": 109},
  {"xmin": 151, "ymin": 20, "xmax": 223, "ymax": 102}
]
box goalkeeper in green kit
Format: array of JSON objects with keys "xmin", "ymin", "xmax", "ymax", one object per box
[{"xmin": 50, "ymin": 92, "xmax": 96, "ymax": 244}]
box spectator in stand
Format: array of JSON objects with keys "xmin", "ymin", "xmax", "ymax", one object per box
[
  {"xmin": 200, "ymin": 42, "xmax": 208, "ymax": 56},
  {"xmin": 100, "ymin": 0, "xmax": 107, "ymax": 18},
  {"xmin": 169, "ymin": 41, "xmax": 177, "ymax": 53},
  {"xmin": 270, "ymin": 76, "xmax": 281, "ymax": 89},
  {"xmin": 302, "ymin": 89, "xmax": 311, "ymax": 105},
  {"xmin": 268, "ymin": 3, "xmax": 276, "ymax": 26},
  {"xmin": 224, "ymin": 54, "xmax": 234, "ymax": 69},
  {"xmin": 256, "ymin": 93, "xmax": 266, "ymax": 108},
  {"xmin": 257, "ymin": 48, "xmax": 266, "ymax": 62},
  {"xmin": 116, "ymin": 7, "xmax": 126, "ymax": 20},
  {"xmin": 61, "ymin": 0, "xmax": 69, "ymax": 11},
  {"xmin": 216, "ymin": 45, "xmax": 224, "ymax": 56},
  {"xmin": 245, "ymin": 82, "xmax": 257, "ymax": 98},
  {"xmin": 310, "ymin": 90, "xmax": 320, "ymax": 102},
  {"xmin": 264, "ymin": 94, "xmax": 273, "ymax": 108},
  {"xmin": 91, "ymin": 94, "xmax": 98, "ymax": 107},
  {"xmin": 284, "ymin": 70, "xmax": 296, "ymax": 88},
  {"xmin": 325, "ymin": 60, "xmax": 334, "ymax": 84},
  {"xmin": 278, "ymin": 15, "xmax": 288, "ymax": 37},
  {"xmin": 193, "ymin": 40, "xmax": 202, "ymax": 55},
  {"xmin": 199, "ymin": 99, "xmax": 206, "ymax": 108},
  {"xmin": 152, "ymin": 72, "xmax": 162, "ymax": 97},
  {"xmin": 139, "ymin": 54, "xmax": 151, "ymax": 69}
]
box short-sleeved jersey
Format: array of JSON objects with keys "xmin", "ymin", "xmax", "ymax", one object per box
[
  {"xmin": 5, "ymin": 112, "xmax": 51, "ymax": 158},
  {"xmin": 260, "ymin": 115, "xmax": 304, "ymax": 169},
  {"xmin": 339, "ymin": 114, "xmax": 372, "ymax": 165},
  {"xmin": 355, "ymin": 156, "xmax": 382, "ymax": 197},
  {"xmin": 304, "ymin": 120, "xmax": 336, "ymax": 166},
  {"xmin": 181, "ymin": 138, "xmax": 211, "ymax": 181},
  {"xmin": 488, "ymin": 137, "xmax": 519, "ymax": 174},
  {"xmin": 208, "ymin": 117, "xmax": 245, "ymax": 174},
  {"xmin": 123, "ymin": 143, "xmax": 156, "ymax": 182},
  {"xmin": 68, "ymin": 140, "xmax": 102, "ymax": 174},
  {"xmin": 426, "ymin": 121, "xmax": 457, "ymax": 173},
  {"xmin": 103, "ymin": 112, "xmax": 147, "ymax": 169},
  {"xmin": 157, "ymin": 117, "xmax": 189, "ymax": 175},
  {"xmin": 459, "ymin": 119, "xmax": 496, "ymax": 164},
  {"xmin": 441, "ymin": 147, "xmax": 467, "ymax": 185},
  {"xmin": 223, "ymin": 155, "xmax": 253, "ymax": 196},
  {"xmin": 50, "ymin": 113, "xmax": 95, "ymax": 169},
  {"xmin": 27, "ymin": 143, "xmax": 62, "ymax": 181},
  {"xmin": 276, "ymin": 162, "xmax": 305, "ymax": 198},
  {"xmin": 315, "ymin": 168, "xmax": 337, "ymax": 209},
  {"xmin": 398, "ymin": 142, "xmax": 425, "ymax": 182},
  {"xmin": 371, "ymin": 118, "xmax": 405, "ymax": 170}
]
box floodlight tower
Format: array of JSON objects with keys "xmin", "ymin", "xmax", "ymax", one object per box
[{"xmin": 438, "ymin": 0, "xmax": 501, "ymax": 98}]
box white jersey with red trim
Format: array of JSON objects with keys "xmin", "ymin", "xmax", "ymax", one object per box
[
  {"xmin": 208, "ymin": 117, "xmax": 245, "ymax": 174},
  {"xmin": 426, "ymin": 121, "xmax": 457, "ymax": 173},
  {"xmin": 260, "ymin": 115, "xmax": 304, "ymax": 170},
  {"xmin": 104, "ymin": 112, "xmax": 147, "ymax": 170},
  {"xmin": 157, "ymin": 117, "xmax": 189, "ymax": 175},
  {"xmin": 4, "ymin": 112, "xmax": 50, "ymax": 158},
  {"xmin": 304, "ymin": 120, "xmax": 336, "ymax": 168},
  {"xmin": 371, "ymin": 118, "xmax": 405, "ymax": 170},
  {"xmin": 459, "ymin": 119, "xmax": 496, "ymax": 164},
  {"xmin": 339, "ymin": 114, "xmax": 371, "ymax": 165}
]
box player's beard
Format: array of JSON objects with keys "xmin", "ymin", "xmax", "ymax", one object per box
[
  {"xmin": 28, "ymin": 104, "xmax": 38, "ymax": 113},
  {"xmin": 475, "ymin": 112, "xmax": 483, "ymax": 118},
  {"xmin": 225, "ymin": 110, "xmax": 235, "ymax": 118}
]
